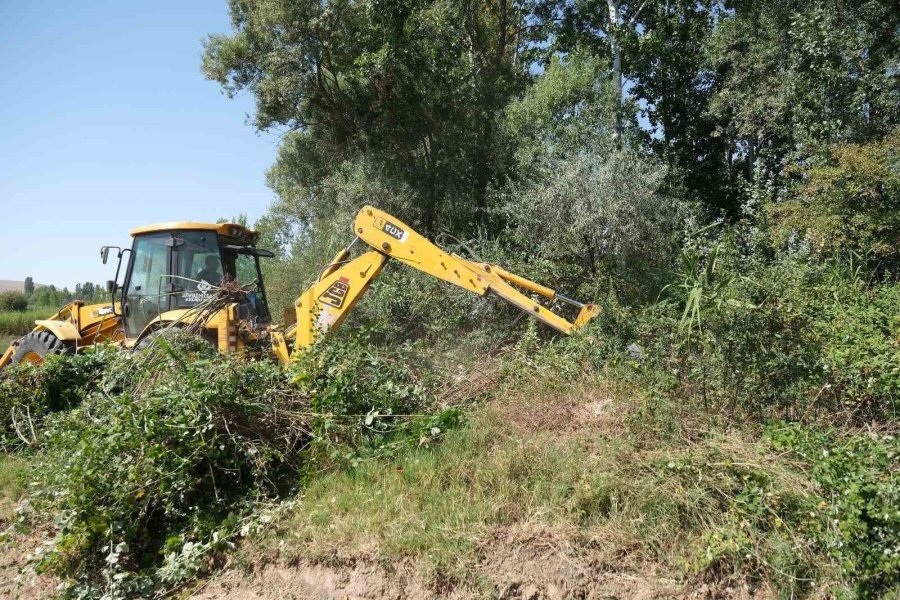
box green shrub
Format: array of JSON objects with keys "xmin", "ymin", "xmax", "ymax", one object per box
[
  {"xmin": 0, "ymin": 346, "xmax": 115, "ymax": 450},
  {"xmin": 10, "ymin": 332, "xmax": 440, "ymax": 598},
  {"xmin": 290, "ymin": 328, "xmax": 454, "ymax": 467},
  {"xmin": 0, "ymin": 291, "xmax": 28, "ymax": 312},
  {"xmin": 767, "ymin": 423, "xmax": 900, "ymax": 598},
  {"xmin": 770, "ymin": 129, "xmax": 900, "ymax": 266},
  {"xmin": 32, "ymin": 343, "xmax": 293, "ymax": 596},
  {"xmin": 817, "ymin": 282, "xmax": 900, "ymax": 419},
  {"xmin": 604, "ymin": 243, "xmax": 900, "ymax": 422}
]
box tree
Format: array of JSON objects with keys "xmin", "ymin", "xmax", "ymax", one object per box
[
  {"xmin": 625, "ymin": 0, "xmax": 740, "ymax": 214},
  {"xmin": 502, "ymin": 55, "xmax": 676, "ymax": 292},
  {"xmin": 544, "ymin": 0, "xmax": 652, "ymax": 142},
  {"xmin": 33, "ymin": 285, "xmax": 60, "ymax": 308},
  {"xmin": 769, "ymin": 129, "xmax": 900, "ymax": 265},
  {"xmin": 204, "ymin": 0, "xmax": 534, "ymax": 235},
  {"xmin": 707, "ymin": 0, "xmax": 900, "ymax": 198},
  {"xmin": 0, "ymin": 291, "xmax": 28, "ymax": 312},
  {"xmin": 541, "ymin": 0, "xmax": 898, "ymax": 217},
  {"xmin": 24, "ymin": 276, "xmax": 34, "ymax": 297}
]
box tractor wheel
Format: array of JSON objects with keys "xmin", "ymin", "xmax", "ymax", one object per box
[
  {"xmin": 133, "ymin": 328, "xmax": 216, "ymax": 353},
  {"xmin": 11, "ymin": 331, "xmax": 67, "ymax": 366},
  {"xmin": 133, "ymin": 329, "xmax": 168, "ymax": 353}
]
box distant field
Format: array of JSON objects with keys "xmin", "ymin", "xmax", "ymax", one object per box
[
  {"xmin": 0, "ymin": 280, "xmax": 48, "ymax": 293},
  {"xmin": 0, "ymin": 307, "xmax": 57, "ymax": 338},
  {"xmin": 0, "ymin": 281, "xmax": 23, "ymax": 293}
]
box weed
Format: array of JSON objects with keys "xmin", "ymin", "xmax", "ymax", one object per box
[{"xmin": 0, "ymin": 331, "xmax": 442, "ymax": 598}]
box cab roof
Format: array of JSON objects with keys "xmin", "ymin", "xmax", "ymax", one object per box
[{"xmin": 129, "ymin": 222, "xmax": 259, "ymax": 245}]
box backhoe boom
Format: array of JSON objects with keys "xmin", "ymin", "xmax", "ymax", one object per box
[{"xmin": 281, "ymin": 206, "xmax": 599, "ymax": 359}]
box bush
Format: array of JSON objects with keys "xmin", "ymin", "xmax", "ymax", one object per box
[
  {"xmin": 503, "ymin": 145, "xmax": 678, "ymax": 299},
  {"xmin": 602, "ymin": 242, "xmax": 900, "ymax": 422},
  {"xmin": 767, "ymin": 423, "xmax": 900, "ymax": 598},
  {"xmin": 8, "ymin": 332, "xmax": 439, "ymax": 598},
  {"xmin": 31, "ymin": 341, "xmax": 294, "ymax": 597},
  {"xmin": 289, "ymin": 328, "xmax": 445, "ymax": 466},
  {"xmin": 0, "ymin": 346, "xmax": 114, "ymax": 450},
  {"xmin": 817, "ymin": 282, "xmax": 900, "ymax": 418},
  {"xmin": 770, "ymin": 129, "xmax": 900, "ymax": 267},
  {"xmin": 0, "ymin": 291, "xmax": 28, "ymax": 312}
]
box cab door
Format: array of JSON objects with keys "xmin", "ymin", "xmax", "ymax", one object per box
[{"xmin": 122, "ymin": 233, "xmax": 171, "ymax": 339}]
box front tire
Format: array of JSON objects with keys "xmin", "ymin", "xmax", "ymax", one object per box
[{"xmin": 11, "ymin": 331, "xmax": 67, "ymax": 366}]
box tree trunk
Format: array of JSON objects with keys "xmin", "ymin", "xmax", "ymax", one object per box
[{"xmin": 606, "ymin": 0, "xmax": 623, "ymax": 142}]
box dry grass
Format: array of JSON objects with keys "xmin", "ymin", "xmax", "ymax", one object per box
[
  {"xmin": 239, "ymin": 368, "xmax": 833, "ymax": 596},
  {"xmin": 0, "ymin": 454, "xmax": 28, "ymax": 525}
]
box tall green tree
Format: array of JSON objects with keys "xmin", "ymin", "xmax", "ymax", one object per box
[
  {"xmin": 542, "ymin": 0, "xmax": 652, "ymax": 141},
  {"xmin": 204, "ymin": 0, "xmax": 534, "ymax": 236},
  {"xmin": 707, "ymin": 0, "xmax": 900, "ymax": 196},
  {"xmin": 625, "ymin": 0, "xmax": 740, "ymax": 214}
]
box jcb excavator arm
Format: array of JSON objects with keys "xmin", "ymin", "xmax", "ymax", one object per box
[{"xmin": 274, "ymin": 206, "xmax": 599, "ymax": 361}]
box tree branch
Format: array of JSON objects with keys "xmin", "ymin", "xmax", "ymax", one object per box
[{"xmin": 627, "ymin": 0, "xmax": 651, "ymax": 26}]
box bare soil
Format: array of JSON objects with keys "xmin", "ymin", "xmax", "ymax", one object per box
[
  {"xmin": 0, "ymin": 535, "xmax": 57, "ymax": 600},
  {"xmin": 191, "ymin": 523, "xmax": 771, "ymax": 600}
]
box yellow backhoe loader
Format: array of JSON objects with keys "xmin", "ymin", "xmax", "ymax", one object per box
[{"xmin": 0, "ymin": 206, "xmax": 599, "ymax": 369}]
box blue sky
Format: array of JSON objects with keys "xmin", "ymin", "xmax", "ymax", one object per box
[{"xmin": 0, "ymin": 0, "xmax": 277, "ymax": 289}]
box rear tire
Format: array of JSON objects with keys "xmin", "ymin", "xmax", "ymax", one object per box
[
  {"xmin": 133, "ymin": 328, "xmax": 217, "ymax": 353},
  {"xmin": 11, "ymin": 331, "xmax": 67, "ymax": 366}
]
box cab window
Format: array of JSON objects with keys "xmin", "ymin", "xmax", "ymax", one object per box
[
  {"xmin": 173, "ymin": 231, "xmax": 222, "ymax": 307},
  {"xmin": 223, "ymin": 250, "xmax": 271, "ymax": 322},
  {"xmin": 124, "ymin": 233, "xmax": 169, "ymax": 338}
]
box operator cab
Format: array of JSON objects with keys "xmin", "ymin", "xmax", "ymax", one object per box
[{"xmin": 104, "ymin": 222, "xmax": 273, "ymax": 341}]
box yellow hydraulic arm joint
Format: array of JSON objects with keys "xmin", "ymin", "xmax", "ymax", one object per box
[{"xmin": 284, "ymin": 205, "xmax": 599, "ymax": 359}]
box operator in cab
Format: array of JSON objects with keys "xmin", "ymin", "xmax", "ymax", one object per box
[{"xmin": 196, "ymin": 255, "xmax": 222, "ymax": 287}]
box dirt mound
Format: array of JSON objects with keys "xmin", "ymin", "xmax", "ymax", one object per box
[
  {"xmin": 491, "ymin": 380, "xmax": 633, "ymax": 435},
  {"xmin": 192, "ymin": 559, "xmax": 679, "ymax": 600}
]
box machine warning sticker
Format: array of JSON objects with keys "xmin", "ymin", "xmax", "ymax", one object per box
[
  {"xmin": 375, "ymin": 217, "xmax": 409, "ymax": 242},
  {"xmin": 318, "ymin": 277, "xmax": 350, "ymax": 308},
  {"xmin": 91, "ymin": 306, "xmax": 116, "ymax": 318}
]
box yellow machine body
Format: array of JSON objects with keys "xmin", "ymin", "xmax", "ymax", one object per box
[
  {"xmin": 1, "ymin": 207, "xmax": 599, "ymax": 369},
  {"xmin": 0, "ymin": 301, "xmax": 124, "ymax": 369}
]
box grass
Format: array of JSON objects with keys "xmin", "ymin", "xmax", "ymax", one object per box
[
  {"xmin": 0, "ymin": 454, "xmax": 29, "ymax": 524},
  {"xmin": 0, "ymin": 307, "xmax": 58, "ymax": 337},
  {"xmin": 265, "ymin": 410, "xmax": 607, "ymax": 573},
  {"xmin": 248, "ymin": 378, "xmax": 829, "ymax": 595},
  {"xmin": 0, "ymin": 335, "xmax": 14, "ymax": 354}
]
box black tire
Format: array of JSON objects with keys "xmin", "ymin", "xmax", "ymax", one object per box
[
  {"xmin": 11, "ymin": 331, "xmax": 67, "ymax": 365},
  {"xmin": 133, "ymin": 328, "xmax": 216, "ymax": 353},
  {"xmin": 133, "ymin": 329, "xmax": 166, "ymax": 352}
]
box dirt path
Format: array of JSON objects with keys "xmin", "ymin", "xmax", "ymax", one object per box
[
  {"xmin": 191, "ymin": 557, "xmax": 682, "ymax": 600},
  {"xmin": 191, "ymin": 524, "xmax": 768, "ymax": 600},
  {"xmin": 0, "ymin": 541, "xmax": 57, "ymax": 600}
]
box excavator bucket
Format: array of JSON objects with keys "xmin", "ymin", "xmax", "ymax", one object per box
[{"xmin": 575, "ymin": 304, "xmax": 601, "ymax": 328}]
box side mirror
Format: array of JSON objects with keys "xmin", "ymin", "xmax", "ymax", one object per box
[
  {"xmin": 106, "ymin": 280, "xmax": 117, "ymax": 294},
  {"xmin": 101, "ymin": 246, "xmax": 110, "ymax": 264}
]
